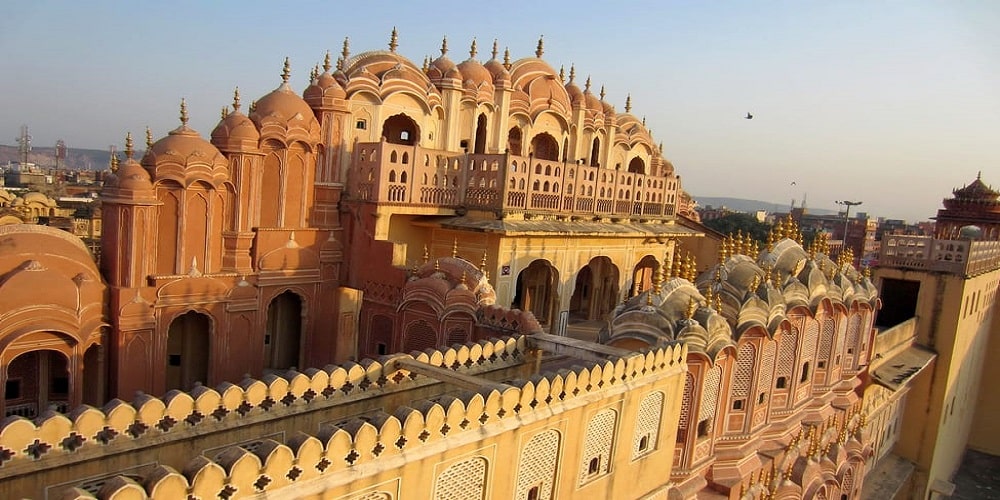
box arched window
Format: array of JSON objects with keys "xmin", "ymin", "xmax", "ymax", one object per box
[
  {"xmin": 530, "ymin": 133, "xmax": 559, "ymax": 161},
  {"xmin": 628, "ymin": 157, "xmax": 645, "ymax": 174},
  {"xmin": 383, "ymin": 114, "xmax": 418, "ymax": 145}
]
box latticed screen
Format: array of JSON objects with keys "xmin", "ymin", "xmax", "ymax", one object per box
[
  {"xmin": 434, "ymin": 456, "xmax": 487, "ymax": 500},
  {"xmin": 515, "ymin": 430, "xmax": 560, "ymax": 500},
  {"xmin": 579, "ymin": 409, "xmax": 617, "ymax": 484}
]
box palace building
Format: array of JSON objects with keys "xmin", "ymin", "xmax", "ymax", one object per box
[{"xmin": 0, "ymin": 30, "xmax": 993, "ymax": 500}]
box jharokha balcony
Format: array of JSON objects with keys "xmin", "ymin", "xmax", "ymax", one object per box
[{"xmin": 349, "ymin": 139, "xmax": 680, "ymax": 220}]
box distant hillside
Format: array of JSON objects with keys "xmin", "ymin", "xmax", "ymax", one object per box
[
  {"xmin": 0, "ymin": 144, "xmax": 126, "ymax": 171},
  {"xmin": 694, "ymin": 196, "xmax": 838, "ymax": 216}
]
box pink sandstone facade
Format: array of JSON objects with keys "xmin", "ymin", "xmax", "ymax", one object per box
[{"xmin": 2, "ymin": 30, "xmax": 977, "ymax": 500}]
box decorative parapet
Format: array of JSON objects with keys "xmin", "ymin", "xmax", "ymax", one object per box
[
  {"xmin": 57, "ymin": 342, "xmax": 687, "ymax": 500},
  {"xmin": 878, "ymin": 236, "xmax": 1000, "ymax": 276},
  {"xmin": 0, "ymin": 337, "xmax": 531, "ymax": 474},
  {"xmin": 347, "ymin": 139, "xmax": 679, "ymax": 221}
]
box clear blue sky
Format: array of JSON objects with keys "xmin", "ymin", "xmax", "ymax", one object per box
[{"xmin": 2, "ymin": 1, "xmax": 998, "ymax": 222}]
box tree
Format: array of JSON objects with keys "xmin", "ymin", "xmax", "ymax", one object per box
[{"xmin": 703, "ymin": 213, "xmax": 771, "ymax": 243}]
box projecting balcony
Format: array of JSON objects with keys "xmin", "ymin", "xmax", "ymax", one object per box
[
  {"xmin": 878, "ymin": 235, "xmax": 1000, "ymax": 276},
  {"xmin": 349, "ymin": 139, "xmax": 680, "ymax": 221}
]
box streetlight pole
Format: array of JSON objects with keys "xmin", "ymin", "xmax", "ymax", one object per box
[{"xmin": 835, "ymin": 200, "xmax": 863, "ymax": 259}]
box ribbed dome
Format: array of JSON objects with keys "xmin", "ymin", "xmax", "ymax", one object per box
[
  {"xmin": 251, "ymin": 84, "xmax": 315, "ymax": 126},
  {"xmin": 148, "ymin": 124, "xmax": 223, "ymax": 166},
  {"xmin": 457, "ymin": 58, "xmax": 492, "ymax": 90},
  {"xmin": 115, "ymin": 158, "xmax": 155, "ymax": 192},
  {"xmin": 304, "ymin": 71, "xmax": 346, "ymax": 103},
  {"xmin": 211, "ymin": 90, "xmax": 259, "ymax": 152},
  {"xmin": 564, "ymin": 68, "xmax": 584, "ymax": 106}
]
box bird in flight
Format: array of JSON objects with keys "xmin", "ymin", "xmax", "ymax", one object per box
[{"xmin": 745, "ymin": 112, "xmax": 753, "ymax": 119}]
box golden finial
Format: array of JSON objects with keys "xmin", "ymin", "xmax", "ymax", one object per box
[
  {"xmin": 671, "ymin": 249, "xmax": 683, "ymax": 279},
  {"xmin": 460, "ymin": 270, "xmax": 467, "ymax": 286},
  {"xmin": 440, "ymin": 36, "xmax": 449, "ymax": 56},
  {"xmin": 738, "ymin": 482, "xmax": 746, "ymax": 499},
  {"xmin": 310, "ymin": 64, "xmax": 318, "ymax": 81},
  {"xmin": 686, "ymin": 296, "xmax": 698, "ymax": 319},
  {"xmin": 249, "ymin": 100, "xmax": 257, "ymax": 113},
  {"xmin": 422, "ymin": 245, "xmax": 429, "ymax": 264},
  {"xmin": 503, "ymin": 47, "xmax": 511, "ymax": 69},
  {"xmin": 717, "ymin": 241, "xmax": 728, "ymax": 265},
  {"xmin": 281, "ymin": 57, "xmax": 291, "ymax": 83},
  {"xmin": 409, "ymin": 260, "xmax": 419, "ymax": 277},
  {"xmin": 784, "ymin": 459, "xmax": 795, "ymax": 481},
  {"xmin": 750, "ymin": 273, "xmax": 761, "ymax": 292},
  {"xmin": 715, "ymin": 291, "xmax": 723, "ymax": 312},
  {"xmin": 145, "ymin": 126, "xmax": 153, "ymax": 149},
  {"xmin": 559, "ymin": 65, "xmax": 565, "ymax": 82},
  {"xmin": 341, "ymin": 37, "xmax": 351, "ymax": 64},
  {"xmin": 653, "ymin": 260, "xmax": 664, "ymax": 295},
  {"xmin": 646, "ymin": 289, "xmax": 653, "ymax": 307},
  {"xmin": 109, "ymin": 147, "xmax": 119, "ymax": 173},
  {"xmin": 469, "ymin": 37, "xmax": 477, "ymax": 58},
  {"xmin": 625, "ymin": 93, "xmax": 632, "ymax": 113},
  {"xmin": 434, "ymin": 258, "xmax": 440, "ymax": 271},
  {"xmin": 451, "ymin": 238, "xmax": 458, "ymax": 258},
  {"xmin": 714, "ymin": 265, "xmax": 723, "ymax": 284},
  {"xmin": 685, "ymin": 253, "xmax": 698, "ymax": 282},
  {"xmin": 535, "ymin": 35, "xmax": 544, "ymax": 58},
  {"xmin": 422, "ymin": 56, "xmax": 430, "ymax": 72},
  {"xmin": 599, "ymin": 85, "xmax": 606, "ymax": 101},
  {"xmin": 124, "ymin": 132, "xmax": 134, "ymax": 159},
  {"xmin": 491, "ymin": 39, "xmax": 498, "ymax": 60},
  {"xmin": 704, "ymin": 285, "xmax": 715, "ymax": 308},
  {"xmin": 322, "ymin": 51, "xmax": 332, "ymax": 73},
  {"xmin": 480, "ymin": 251, "xmax": 488, "ymax": 273},
  {"xmin": 568, "ymin": 64, "xmax": 576, "ymax": 83},
  {"xmin": 863, "ymin": 266, "xmax": 871, "ymax": 279},
  {"xmin": 179, "ymin": 98, "xmax": 189, "ymax": 126},
  {"xmin": 220, "ymin": 106, "xmax": 228, "ymax": 120},
  {"xmin": 389, "ymin": 27, "xmax": 399, "ymax": 53},
  {"xmin": 585, "ymin": 76, "xmax": 592, "ymax": 93}
]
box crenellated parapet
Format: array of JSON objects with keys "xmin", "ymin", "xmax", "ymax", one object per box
[
  {"xmin": 0, "ymin": 337, "xmax": 532, "ymax": 475},
  {"xmin": 50, "ymin": 340, "xmax": 686, "ymax": 500}
]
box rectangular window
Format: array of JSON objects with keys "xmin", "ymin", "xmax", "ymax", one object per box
[
  {"xmin": 355, "ymin": 120, "xmax": 366, "ymax": 130},
  {"xmin": 168, "ymin": 354, "xmax": 182, "ymax": 366}
]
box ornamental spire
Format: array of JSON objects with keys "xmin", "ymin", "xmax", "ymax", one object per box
[
  {"xmin": 625, "ymin": 93, "xmax": 632, "ymax": 113},
  {"xmin": 599, "ymin": 85, "xmax": 606, "ymax": 101},
  {"xmin": 558, "ymin": 65, "xmax": 565, "ymax": 82},
  {"xmin": 233, "ymin": 87, "xmax": 241, "ymax": 111},
  {"xmin": 109, "ymin": 147, "xmax": 119, "ymax": 173},
  {"xmin": 452, "ymin": 238, "xmax": 458, "ymax": 258},
  {"xmin": 503, "ymin": 47, "xmax": 511, "ymax": 69},
  {"xmin": 491, "ymin": 39, "xmax": 498, "ymax": 60},
  {"xmin": 341, "ymin": 37, "xmax": 351, "ymax": 67},
  {"xmin": 389, "ymin": 27, "xmax": 399, "ymax": 53},
  {"xmin": 440, "ymin": 36, "xmax": 449, "ymax": 56},
  {"xmin": 124, "ymin": 132, "xmax": 134, "ymax": 159},
  {"xmin": 569, "ymin": 64, "xmax": 576, "ymax": 83},
  {"xmin": 179, "ymin": 98, "xmax": 189, "ymax": 126},
  {"xmin": 145, "ymin": 126, "xmax": 153, "ymax": 149},
  {"xmin": 585, "ymin": 76, "xmax": 592, "ymax": 93},
  {"xmin": 323, "ymin": 50, "xmax": 332, "ymax": 72},
  {"xmin": 281, "ymin": 57, "xmax": 291, "ymax": 84},
  {"xmin": 469, "ymin": 37, "xmax": 477, "ymax": 58},
  {"xmin": 535, "ymin": 35, "xmax": 544, "ymax": 58}
]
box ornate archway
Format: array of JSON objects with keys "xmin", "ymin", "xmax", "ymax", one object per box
[
  {"xmin": 569, "ymin": 256, "xmax": 620, "ymax": 321},
  {"xmin": 382, "ymin": 113, "xmax": 419, "ymax": 145},
  {"xmin": 265, "ymin": 291, "xmax": 303, "ymax": 370},
  {"xmin": 512, "ymin": 260, "xmax": 560, "ymax": 327},
  {"xmin": 166, "ymin": 311, "xmax": 210, "ymax": 392}
]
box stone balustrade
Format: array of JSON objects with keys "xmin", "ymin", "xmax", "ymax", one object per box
[
  {"xmin": 879, "ymin": 236, "xmax": 1000, "ymax": 276},
  {"xmin": 348, "ymin": 139, "xmax": 679, "ymax": 221}
]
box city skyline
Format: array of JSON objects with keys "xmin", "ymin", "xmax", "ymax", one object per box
[{"xmin": 1, "ymin": 1, "xmax": 998, "ymax": 222}]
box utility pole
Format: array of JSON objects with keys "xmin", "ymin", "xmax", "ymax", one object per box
[{"xmin": 835, "ymin": 200, "xmax": 863, "ymax": 258}]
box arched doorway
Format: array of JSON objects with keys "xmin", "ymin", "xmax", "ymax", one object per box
[
  {"xmin": 507, "ymin": 127, "xmax": 522, "ymax": 155},
  {"xmin": 628, "ymin": 157, "xmax": 646, "ymax": 174},
  {"xmin": 590, "ymin": 138, "xmax": 601, "ymax": 167},
  {"xmin": 474, "ymin": 114, "xmax": 488, "ymax": 154},
  {"xmin": 569, "ymin": 257, "xmax": 620, "ymax": 321},
  {"xmin": 166, "ymin": 311, "xmax": 210, "ymax": 392},
  {"xmin": 382, "ymin": 114, "xmax": 419, "ymax": 145},
  {"xmin": 631, "ymin": 255, "xmax": 659, "ymax": 296},
  {"xmin": 530, "ymin": 133, "xmax": 559, "ymax": 161},
  {"xmin": 512, "ymin": 260, "xmax": 559, "ymax": 327},
  {"xmin": 4, "ymin": 349, "xmax": 70, "ymax": 418},
  {"xmin": 265, "ymin": 291, "xmax": 302, "ymax": 370},
  {"xmin": 82, "ymin": 344, "xmax": 104, "ymax": 407}
]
